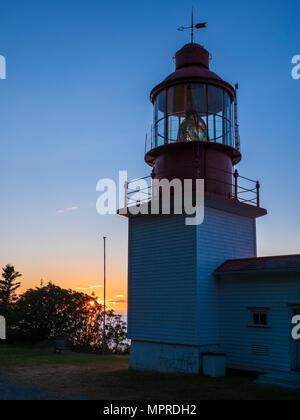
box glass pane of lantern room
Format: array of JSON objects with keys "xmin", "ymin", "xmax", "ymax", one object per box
[
  {"xmin": 225, "ymin": 120, "xmax": 231, "ymax": 146},
  {"xmin": 224, "ymin": 92, "xmax": 231, "ymax": 121},
  {"xmin": 168, "ymin": 85, "xmax": 185, "ymax": 115},
  {"xmin": 168, "ymin": 85, "xmax": 185, "ymax": 142},
  {"xmin": 207, "ymin": 85, "xmax": 223, "ymax": 116},
  {"xmin": 215, "ymin": 115, "xmax": 223, "ymax": 142},
  {"xmin": 223, "ymin": 93, "xmax": 232, "ymax": 146},
  {"xmin": 156, "ymin": 119, "xmax": 165, "ymax": 147},
  {"xmin": 186, "ymin": 84, "xmax": 206, "ymax": 115},
  {"xmin": 168, "ymin": 116, "xmax": 180, "ymax": 143},
  {"xmin": 156, "ymin": 90, "xmax": 167, "ymax": 121},
  {"xmin": 208, "ymin": 114, "xmax": 215, "ymax": 141}
]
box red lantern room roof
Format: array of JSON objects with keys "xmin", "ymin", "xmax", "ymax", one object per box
[{"xmin": 150, "ymin": 42, "xmax": 236, "ymax": 104}]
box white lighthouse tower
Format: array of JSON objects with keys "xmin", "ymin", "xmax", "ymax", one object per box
[{"xmin": 120, "ymin": 37, "xmax": 267, "ymax": 375}]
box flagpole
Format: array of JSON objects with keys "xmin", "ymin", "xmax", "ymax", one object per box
[{"xmin": 103, "ymin": 236, "xmax": 106, "ymax": 355}]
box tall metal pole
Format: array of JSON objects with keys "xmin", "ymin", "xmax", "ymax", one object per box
[{"xmin": 103, "ymin": 236, "xmax": 106, "ymax": 355}]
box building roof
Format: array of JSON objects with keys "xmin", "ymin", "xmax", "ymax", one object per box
[{"xmin": 214, "ymin": 255, "xmax": 300, "ymax": 275}]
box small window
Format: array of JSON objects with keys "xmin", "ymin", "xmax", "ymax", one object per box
[
  {"xmin": 248, "ymin": 308, "xmax": 270, "ymax": 328},
  {"xmin": 253, "ymin": 312, "xmax": 267, "ymax": 325}
]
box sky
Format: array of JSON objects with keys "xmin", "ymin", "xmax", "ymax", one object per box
[{"xmin": 0, "ymin": 0, "xmax": 300, "ymax": 311}]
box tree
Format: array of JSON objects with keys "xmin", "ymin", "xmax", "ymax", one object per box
[
  {"xmin": 105, "ymin": 310, "xmax": 129, "ymax": 353},
  {"xmin": 0, "ymin": 265, "xmax": 22, "ymax": 317},
  {"xmin": 10, "ymin": 282, "xmax": 128, "ymax": 353}
]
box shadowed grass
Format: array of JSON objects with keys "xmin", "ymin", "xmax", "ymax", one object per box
[
  {"xmin": 0, "ymin": 345, "xmax": 122, "ymax": 367},
  {"xmin": 0, "ymin": 345, "xmax": 300, "ymax": 400}
]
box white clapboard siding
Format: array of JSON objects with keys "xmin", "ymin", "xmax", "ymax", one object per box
[
  {"xmin": 128, "ymin": 206, "xmax": 256, "ymax": 346},
  {"xmin": 128, "ymin": 213, "xmax": 197, "ymax": 344},
  {"xmin": 196, "ymin": 207, "xmax": 257, "ymax": 345},
  {"xmin": 219, "ymin": 274, "xmax": 300, "ymax": 372}
]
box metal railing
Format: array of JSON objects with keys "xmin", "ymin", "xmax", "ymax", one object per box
[
  {"xmin": 233, "ymin": 170, "xmax": 260, "ymax": 207},
  {"xmin": 124, "ymin": 169, "xmax": 261, "ymax": 209},
  {"xmin": 125, "ymin": 176, "xmax": 152, "ymax": 207}
]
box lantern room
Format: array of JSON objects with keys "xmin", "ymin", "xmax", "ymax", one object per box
[
  {"xmin": 145, "ymin": 42, "xmax": 242, "ymax": 199},
  {"xmin": 153, "ymin": 82, "xmax": 233, "ymax": 148},
  {"xmin": 150, "ymin": 42, "xmax": 238, "ymax": 150}
]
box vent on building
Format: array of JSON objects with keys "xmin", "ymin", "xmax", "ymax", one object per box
[{"xmin": 252, "ymin": 345, "xmax": 269, "ymax": 356}]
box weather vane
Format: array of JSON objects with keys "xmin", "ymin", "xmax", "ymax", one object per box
[{"xmin": 177, "ymin": 9, "xmax": 207, "ymax": 43}]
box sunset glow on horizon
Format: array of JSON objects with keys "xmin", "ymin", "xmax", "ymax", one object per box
[{"xmin": 14, "ymin": 254, "xmax": 128, "ymax": 312}]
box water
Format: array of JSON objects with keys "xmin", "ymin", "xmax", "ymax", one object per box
[{"xmin": 118, "ymin": 310, "xmax": 127, "ymax": 324}]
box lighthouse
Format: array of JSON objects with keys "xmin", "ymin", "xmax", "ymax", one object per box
[{"xmin": 120, "ymin": 33, "xmax": 267, "ymax": 375}]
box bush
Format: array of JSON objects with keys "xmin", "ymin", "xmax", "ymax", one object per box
[{"xmin": 9, "ymin": 282, "xmax": 128, "ymax": 353}]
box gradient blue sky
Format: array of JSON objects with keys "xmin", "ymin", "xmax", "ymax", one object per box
[{"xmin": 0, "ymin": 0, "xmax": 299, "ymax": 303}]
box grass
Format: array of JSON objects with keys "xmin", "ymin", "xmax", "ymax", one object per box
[
  {"xmin": 0, "ymin": 345, "xmax": 300, "ymax": 400},
  {"xmin": 0, "ymin": 345, "xmax": 122, "ymax": 367}
]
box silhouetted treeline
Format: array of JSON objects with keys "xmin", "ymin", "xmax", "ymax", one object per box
[{"xmin": 0, "ymin": 266, "xmax": 129, "ymax": 354}]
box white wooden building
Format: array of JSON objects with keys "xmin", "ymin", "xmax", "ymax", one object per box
[{"xmin": 119, "ymin": 39, "xmax": 300, "ymax": 378}]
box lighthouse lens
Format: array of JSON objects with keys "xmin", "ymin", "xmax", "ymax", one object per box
[{"xmin": 178, "ymin": 113, "xmax": 208, "ymax": 142}]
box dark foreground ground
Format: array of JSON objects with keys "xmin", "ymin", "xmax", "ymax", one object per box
[
  {"xmin": 0, "ymin": 345, "xmax": 299, "ymax": 400},
  {"xmin": 0, "ymin": 371, "xmax": 88, "ymax": 400}
]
